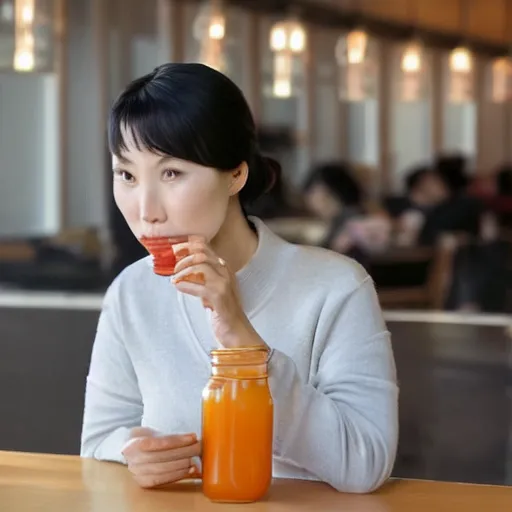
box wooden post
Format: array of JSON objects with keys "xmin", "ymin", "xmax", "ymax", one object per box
[
  {"xmin": 378, "ymin": 40, "xmax": 392, "ymax": 195},
  {"xmin": 55, "ymin": 0, "xmax": 68, "ymax": 230},
  {"xmin": 156, "ymin": 0, "xmax": 185, "ymax": 63}
]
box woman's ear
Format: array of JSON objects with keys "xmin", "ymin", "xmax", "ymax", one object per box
[{"xmin": 229, "ymin": 162, "xmax": 249, "ymax": 196}]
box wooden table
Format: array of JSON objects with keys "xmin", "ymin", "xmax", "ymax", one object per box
[{"xmin": 1, "ymin": 452, "xmax": 512, "ymax": 511}]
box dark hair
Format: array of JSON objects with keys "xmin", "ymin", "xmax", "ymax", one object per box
[
  {"xmin": 108, "ymin": 63, "xmax": 280, "ymax": 206},
  {"xmin": 303, "ymin": 162, "xmax": 362, "ymax": 207},
  {"xmin": 497, "ymin": 164, "xmax": 512, "ymax": 196},
  {"xmin": 405, "ymin": 166, "xmax": 431, "ymax": 194},
  {"xmin": 435, "ymin": 154, "xmax": 469, "ymax": 194}
]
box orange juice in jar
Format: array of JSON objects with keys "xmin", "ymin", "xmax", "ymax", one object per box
[{"xmin": 202, "ymin": 347, "xmax": 273, "ymax": 503}]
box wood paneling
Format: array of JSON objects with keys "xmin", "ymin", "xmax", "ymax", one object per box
[
  {"xmin": 469, "ymin": 0, "xmax": 508, "ymax": 43},
  {"xmin": 311, "ymin": 0, "xmax": 512, "ymax": 45},
  {"xmin": 416, "ymin": 0, "xmax": 462, "ymax": 34}
]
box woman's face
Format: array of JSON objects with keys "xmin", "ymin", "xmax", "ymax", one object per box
[
  {"xmin": 112, "ymin": 132, "xmax": 234, "ymax": 241},
  {"xmin": 305, "ymin": 182, "xmax": 343, "ymax": 221}
]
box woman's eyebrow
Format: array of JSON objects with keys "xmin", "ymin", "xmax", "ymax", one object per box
[
  {"xmin": 156, "ymin": 155, "xmax": 175, "ymax": 165},
  {"xmin": 117, "ymin": 155, "xmax": 133, "ymax": 165}
]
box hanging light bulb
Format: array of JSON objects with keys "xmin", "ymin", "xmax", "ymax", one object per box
[
  {"xmin": 401, "ymin": 42, "xmax": 422, "ymax": 73},
  {"xmin": 491, "ymin": 56, "xmax": 512, "ymax": 103},
  {"xmin": 208, "ymin": 13, "xmax": 225, "ymax": 40},
  {"xmin": 345, "ymin": 29, "xmax": 368, "ymax": 65},
  {"xmin": 14, "ymin": 49, "xmax": 34, "ymax": 71},
  {"xmin": 335, "ymin": 29, "xmax": 376, "ymax": 102},
  {"xmin": 21, "ymin": 3, "xmax": 33, "ymax": 23},
  {"xmin": 289, "ymin": 24, "xmax": 306, "ymax": 53},
  {"xmin": 13, "ymin": 0, "xmax": 35, "ymax": 72},
  {"xmin": 269, "ymin": 19, "xmax": 307, "ymax": 54},
  {"xmin": 270, "ymin": 22, "xmax": 287, "ymax": 52},
  {"xmin": 448, "ymin": 46, "xmax": 473, "ymax": 103},
  {"xmin": 269, "ymin": 18, "xmax": 307, "ymax": 98},
  {"xmin": 272, "ymin": 52, "xmax": 293, "ymax": 98},
  {"xmin": 450, "ymin": 46, "xmax": 472, "ymax": 72},
  {"xmin": 193, "ymin": 0, "xmax": 227, "ymax": 72},
  {"xmin": 399, "ymin": 42, "xmax": 426, "ymax": 102}
]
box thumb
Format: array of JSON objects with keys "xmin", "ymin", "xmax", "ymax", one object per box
[
  {"xmin": 122, "ymin": 427, "xmax": 159, "ymax": 456},
  {"xmin": 129, "ymin": 427, "xmax": 158, "ymax": 439}
]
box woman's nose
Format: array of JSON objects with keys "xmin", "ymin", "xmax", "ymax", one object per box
[{"xmin": 141, "ymin": 193, "xmax": 167, "ymax": 224}]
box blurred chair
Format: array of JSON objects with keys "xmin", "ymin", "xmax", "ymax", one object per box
[
  {"xmin": 377, "ymin": 234, "xmax": 464, "ymax": 310},
  {"xmin": 0, "ymin": 241, "xmax": 36, "ymax": 263},
  {"xmin": 265, "ymin": 217, "xmax": 328, "ymax": 246},
  {"xmin": 501, "ymin": 228, "xmax": 512, "ymax": 312},
  {"xmin": 48, "ymin": 227, "xmax": 102, "ymax": 260},
  {"xmin": 0, "ymin": 227, "xmax": 105, "ymax": 292}
]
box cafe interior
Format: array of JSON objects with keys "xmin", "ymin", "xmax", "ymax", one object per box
[{"xmin": 1, "ymin": 0, "xmax": 512, "ymax": 509}]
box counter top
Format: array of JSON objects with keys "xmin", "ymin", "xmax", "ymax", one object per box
[
  {"xmin": 1, "ymin": 451, "xmax": 512, "ymax": 511},
  {"xmin": 0, "ymin": 289, "xmax": 511, "ymax": 328}
]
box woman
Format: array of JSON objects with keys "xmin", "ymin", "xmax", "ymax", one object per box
[
  {"xmin": 303, "ymin": 162, "xmax": 391, "ymax": 264},
  {"xmin": 81, "ymin": 63, "xmax": 398, "ymax": 493}
]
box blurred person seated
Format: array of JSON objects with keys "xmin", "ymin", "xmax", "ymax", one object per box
[
  {"xmin": 428, "ymin": 157, "xmax": 508, "ymax": 312},
  {"xmin": 468, "ymin": 164, "xmax": 512, "ymax": 228},
  {"xmin": 497, "ymin": 164, "xmax": 512, "ymax": 197},
  {"xmin": 303, "ymin": 162, "xmax": 391, "ymax": 264},
  {"xmin": 393, "ymin": 164, "xmax": 486, "ymax": 247},
  {"xmin": 435, "ymin": 153, "xmax": 470, "ymax": 196},
  {"xmin": 391, "ymin": 166, "xmax": 449, "ymax": 246},
  {"xmin": 494, "ymin": 165, "xmax": 512, "ymax": 227}
]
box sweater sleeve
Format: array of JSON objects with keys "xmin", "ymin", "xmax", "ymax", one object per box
[
  {"xmin": 80, "ymin": 281, "xmax": 143, "ymax": 463},
  {"xmin": 267, "ymin": 276, "xmax": 398, "ymax": 493}
]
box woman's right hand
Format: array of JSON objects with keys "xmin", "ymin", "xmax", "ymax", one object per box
[{"xmin": 122, "ymin": 427, "xmax": 201, "ymax": 488}]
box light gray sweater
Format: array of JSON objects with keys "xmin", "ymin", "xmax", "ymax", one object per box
[{"xmin": 81, "ymin": 218, "xmax": 398, "ymax": 493}]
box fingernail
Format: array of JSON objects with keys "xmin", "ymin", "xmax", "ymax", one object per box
[
  {"xmin": 185, "ymin": 433, "xmax": 197, "ymax": 443},
  {"xmin": 188, "ymin": 466, "xmax": 196, "ymax": 475}
]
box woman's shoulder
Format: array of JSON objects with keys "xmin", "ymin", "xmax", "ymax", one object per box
[{"xmin": 287, "ymin": 242, "xmax": 370, "ymax": 293}]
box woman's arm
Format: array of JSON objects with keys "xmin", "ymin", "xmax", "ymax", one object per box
[
  {"xmin": 80, "ymin": 281, "xmax": 143, "ymax": 463},
  {"xmin": 268, "ymin": 276, "xmax": 398, "ymax": 493}
]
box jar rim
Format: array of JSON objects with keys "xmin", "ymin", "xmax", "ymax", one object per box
[{"xmin": 210, "ymin": 346, "xmax": 269, "ymax": 356}]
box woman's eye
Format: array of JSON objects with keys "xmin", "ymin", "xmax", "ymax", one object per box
[
  {"xmin": 114, "ymin": 169, "xmax": 135, "ymax": 183},
  {"xmin": 162, "ymin": 169, "xmax": 180, "ymax": 180}
]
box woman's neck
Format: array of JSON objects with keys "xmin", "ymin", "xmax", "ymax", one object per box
[{"xmin": 211, "ymin": 200, "xmax": 258, "ymax": 273}]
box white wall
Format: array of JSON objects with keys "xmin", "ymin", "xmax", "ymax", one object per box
[
  {"xmin": 313, "ymin": 28, "xmax": 344, "ymax": 163},
  {"xmin": 65, "ymin": 0, "xmax": 108, "ymax": 230},
  {"xmin": 347, "ymin": 101, "xmax": 379, "ymax": 167},
  {"xmin": 389, "ymin": 44, "xmax": 432, "ymax": 192},
  {"xmin": 0, "ymin": 72, "xmax": 59, "ymax": 237}
]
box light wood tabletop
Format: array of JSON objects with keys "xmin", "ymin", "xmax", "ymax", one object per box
[{"xmin": 1, "ymin": 451, "xmax": 512, "ymax": 511}]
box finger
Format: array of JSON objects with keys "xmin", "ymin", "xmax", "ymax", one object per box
[
  {"xmin": 134, "ymin": 466, "xmax": 196, "ymax": 489},
  {"xmin": 173, "ymin": 251, "xmax": 216, "ymax": 276},
  {"xmin": 135, "ymin": 433, "xmax": 197, "ymax": 453},
  {"xmin": 129, "ymin": 441, "xmax": 201, "ymax": 465},
  {"xmin": 173, "ymin": 246, "xmax": 227, "ymax": 277},
  {"xmin": 122, "ymin": 428, "xmax": 159, "ymax": 457},
  {"xmin": 172, "ymin": 236, "xmax": 207, "ymax": 261},
  {"xmin": 172, "ymin": 263, "xmax": 220, "ymax": 286},
  {"xmin": 130, "ymin": 427, "xmax": 158, "ymax": 439},
  {"xmin": 173, "ymin": 272, "xmax": 206, "ymax": 285},
  {"xmin": 129, "ymin": 456, "xmax": 191, "ymax": 477}
]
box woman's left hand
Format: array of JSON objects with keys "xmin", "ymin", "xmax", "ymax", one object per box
[{"xmin": 172, "ymin": 237, "xmax": 266, "ymax": 349}]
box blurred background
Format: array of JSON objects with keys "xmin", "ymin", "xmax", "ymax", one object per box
[{"xmin": 0, "ymin": 0, "xmax": 512, "ymax": 488}]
